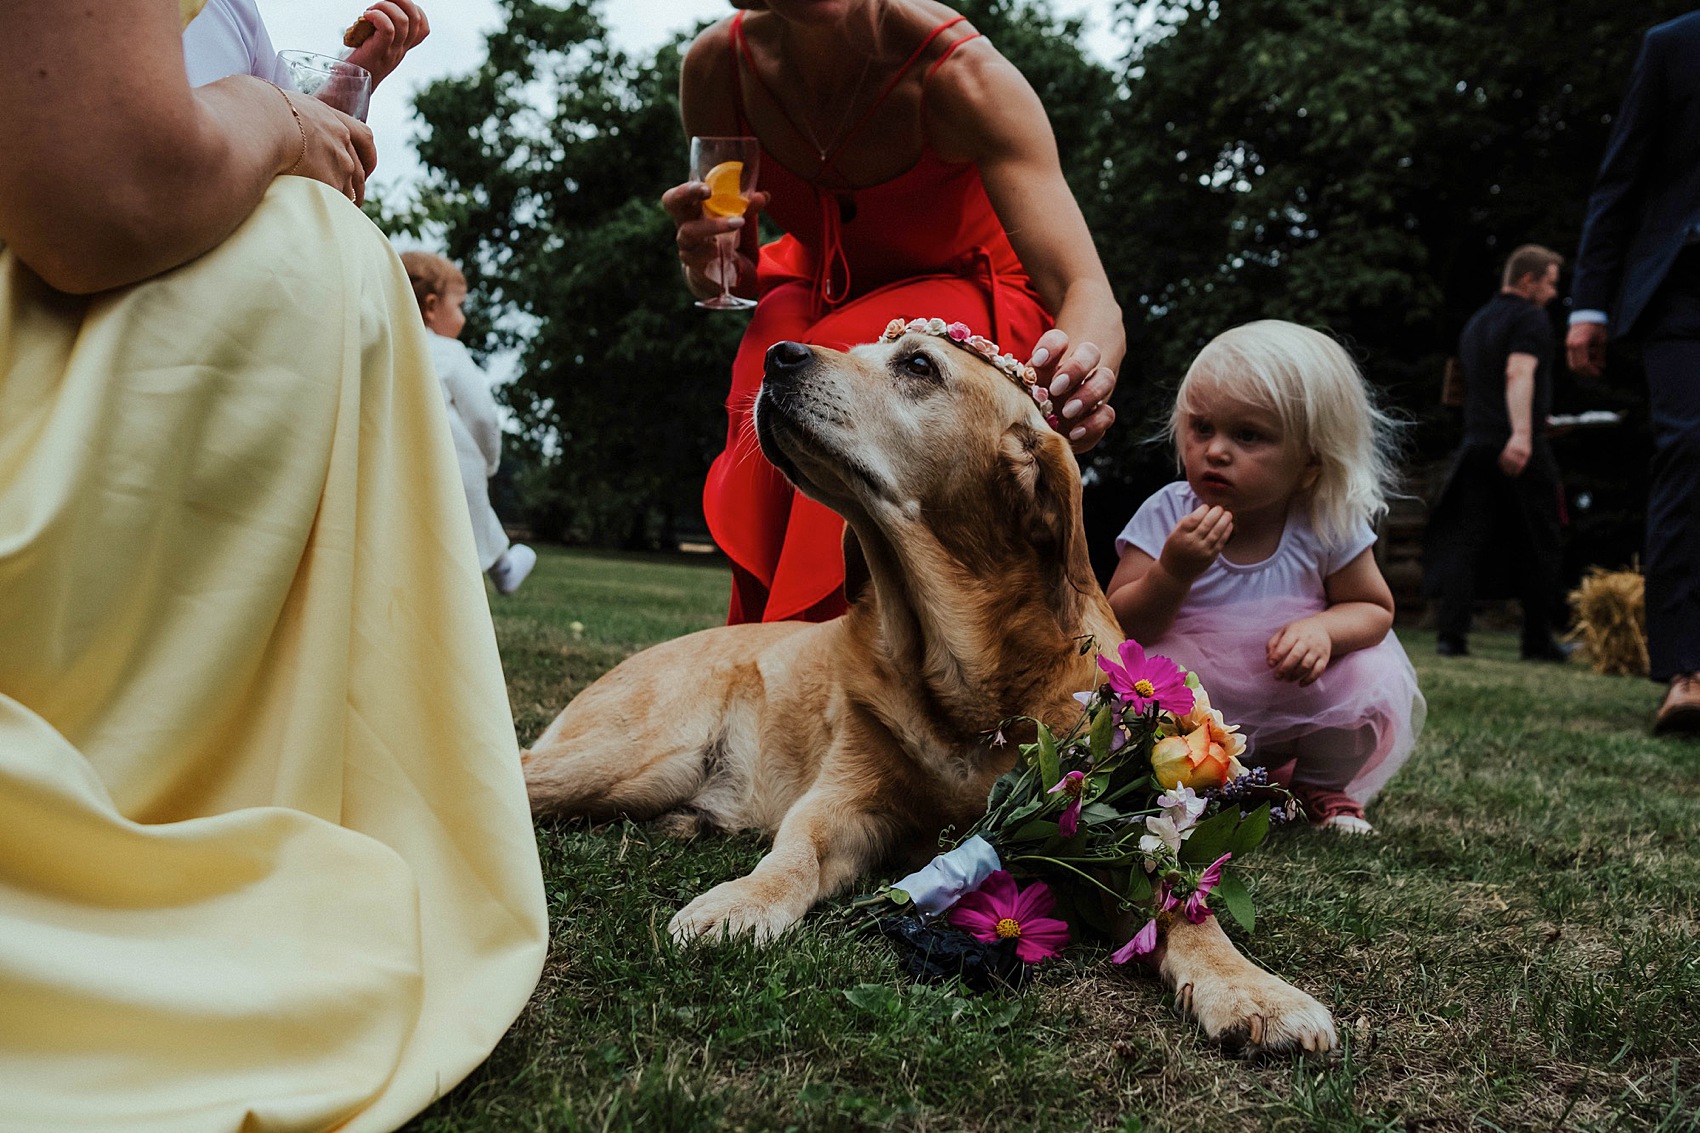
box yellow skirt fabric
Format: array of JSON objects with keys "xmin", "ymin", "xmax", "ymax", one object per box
[{"xmin": 0, "ymin": 180, "xmax": 547, "ymax": 1132}]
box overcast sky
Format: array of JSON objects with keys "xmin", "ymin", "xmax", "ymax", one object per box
[{"xmin": 257, "ymin": 0, "xmax": 1123, "ymax": 197}]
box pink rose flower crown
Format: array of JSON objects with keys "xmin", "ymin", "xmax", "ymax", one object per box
[{"xmin": 879, "ymin": 317, "xmax": 1060, "ymax": 429}]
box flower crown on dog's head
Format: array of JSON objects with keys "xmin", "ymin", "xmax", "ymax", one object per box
[{"xmin": 880, "ymin": 317, "xmax": 1058, "ymax": 427}]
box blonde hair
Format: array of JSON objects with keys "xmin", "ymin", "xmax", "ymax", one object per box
[
  {"xmin": 398, "ymin": 250, "xmax": 466, "ymax": 318},
  {"xmin": 1168, "ymin": 320, "xmax": 1400, "ymax": 549}
]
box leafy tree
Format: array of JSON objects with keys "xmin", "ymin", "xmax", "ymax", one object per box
[
  {"xmin": 403, "ymin": 0, "xmax": 1684, "ymax": 577},
  {"xmin": 1097, "ymin": 0, "xmax": 1690, "ymax": 368},
  {"xmin": 404, "ymin": 0, "xmax": 1115, "ymax": 548},
  {"xmin": 408, "ymin": 0, "xmax": 741, "ymax": 547},
  {"xmin": 1085, "ymin": 0, "xmax": 1693, "ymax": 577}
]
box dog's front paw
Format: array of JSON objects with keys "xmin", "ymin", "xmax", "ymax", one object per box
[
  {"xmin": 1159, "ymin": 914, "xmax": 1338, "ymax": 1057},
  {"xmin": 668, "ymin": 878, "xmax": 800, "ymax": 945},
  {"xmin": 1175, "ymin": 965, "xmax": 1337, "ymax": 1056}
]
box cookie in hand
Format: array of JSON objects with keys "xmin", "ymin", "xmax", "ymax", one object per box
[{"xmin": 342, "ymin": 15, "xmax": 375, "ymax": 49}]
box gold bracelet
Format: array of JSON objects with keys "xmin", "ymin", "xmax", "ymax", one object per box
[{"xmin": 271, "ymin": 83, "xmax": 308, "ymax": 176}]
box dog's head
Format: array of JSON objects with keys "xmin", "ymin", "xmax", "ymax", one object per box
[{"xmin": 752, "ymin": 328, "xmax": 1085, "ymax": 585}]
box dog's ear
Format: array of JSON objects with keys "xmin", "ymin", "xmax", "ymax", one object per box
[
  {"xmin": 1001, "ymin": 421, "xmax": 1095, "ymax": 600},
  {"xmin": 1001, "ymin": 422, "xmax": 1076, "ymax": 551}
]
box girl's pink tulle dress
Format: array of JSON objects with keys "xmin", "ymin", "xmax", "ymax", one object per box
[{"xmin": 1117, "ymin": 483, "xmax": 1425, "ymax": 803}]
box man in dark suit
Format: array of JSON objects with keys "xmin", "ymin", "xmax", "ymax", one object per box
[{"xmin": 1569, "ymin": 10, "xmax": 1700, "ymax": 735}]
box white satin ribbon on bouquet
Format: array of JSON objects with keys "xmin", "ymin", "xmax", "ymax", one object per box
[{"xmin": 889, "ymin": 836, "xmax": 1002, "ymax": 915}]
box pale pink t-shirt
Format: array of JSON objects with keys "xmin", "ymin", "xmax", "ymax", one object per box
[{"xmin": 1116, "ymin": 481, "xmax": 1375, "ymax": 608}]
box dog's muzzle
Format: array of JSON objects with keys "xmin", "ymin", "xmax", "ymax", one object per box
[{"xmin": 754, "ymin": 340, "xmax": 816, "ymax": 489}]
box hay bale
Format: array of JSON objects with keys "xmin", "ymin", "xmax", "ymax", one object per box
[{"xmin": 1565, "ymin": 566, "xmax": 1648, "ymax": 677}]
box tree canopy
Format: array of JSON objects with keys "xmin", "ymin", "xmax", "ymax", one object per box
[{"xmin": 397, "ymin": 0, "xmax": 1689, "ymax": 564}]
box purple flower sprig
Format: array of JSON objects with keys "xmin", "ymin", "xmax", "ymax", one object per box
[{"xmin": 1209, "ymin": 765, "xmax": 1271, "ymax": 802}]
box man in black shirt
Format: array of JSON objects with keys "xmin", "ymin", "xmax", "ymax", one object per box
[{"xmin": 1426, "ymin": 245, "xmax": 1569, "ymax": 660}]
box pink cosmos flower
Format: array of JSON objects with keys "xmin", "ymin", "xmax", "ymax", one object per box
[
  {"xmin": 1047, "ymin": 770, "xmax": 1087, "ymax": 837},
  {"xmin": 1110, "ymin": 881, "xmax": 1180, "ymax": 965},
  {"xmin": 946, "ymin": 870, "xmax": 1071, "ymax": 963},
  {"xmin": 1184, "ymin": 852, "xmax": 1231, "ymax": 923},
  {"xmin": 1113, "ymin": 916, "xmax": 1159, "ymax": 964},
  {"xmin": 1097, "ymin": 640, "xmax": 1194, "ymax": 717}
]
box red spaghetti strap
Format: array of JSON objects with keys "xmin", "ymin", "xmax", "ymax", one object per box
[
  {"xmin": 728, "ymin": 12, "xmax": 751, "ymax": 132},
  {"xmin": 824, "ymin": 16, "xmax": 969, "ymax": 165},
  {"xmin": 923, "ymin": 29, "xmax": 981, "ymax": 85},
  {"xmin": 918, "ymin": 29, "xmax": 982, "ymax": 123},
  {"xmin": 733, "ymin": 12, "xmax": 831, "ymax": 164}
]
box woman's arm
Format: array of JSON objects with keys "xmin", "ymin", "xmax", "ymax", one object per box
[
  {"xmin": 662, "ymin": 23, "xmax": 770, "ymax": 302},
  {"xmin": 926, "ymin": 39, "xmax": 1125, "ymax": 450},
  {"xmin": 0, "ymin": 0, "xmax": 375, "ymax": 293}
]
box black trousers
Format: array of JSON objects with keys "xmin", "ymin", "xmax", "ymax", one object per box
[
  {"xmin": 1639, "ymin": 247, "xmax": 1700, "ymax": 681},
  {"xmin": 1429, "ymin": 442, "xmax": 1566, "ymax": 650}
]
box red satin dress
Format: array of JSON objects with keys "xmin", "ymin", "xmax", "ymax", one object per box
[{"xmin": 704, "ymin": 12, "xmax": 1055, "ymax": 624}]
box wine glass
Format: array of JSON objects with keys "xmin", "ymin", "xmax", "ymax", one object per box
[
  {"xmin": 278, "ymin": 50, "xmax": 373, "ymax": 121},
  {"xmin": 689, "ymin": 136, "xmax": 761, "ymax": 311}
]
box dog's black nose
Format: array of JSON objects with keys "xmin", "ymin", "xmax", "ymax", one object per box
[{"xmin": 765, "ymin": 340, "xmax": 812, "ymax": 377}]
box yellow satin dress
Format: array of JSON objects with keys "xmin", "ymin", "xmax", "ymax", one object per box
[{"xmin": 0, "ymin": 22, "xmax": 548, "ymax": 1128}]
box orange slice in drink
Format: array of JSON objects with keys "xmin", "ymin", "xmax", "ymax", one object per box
[{"xmin": 702, "ymin": 160, "xmax": 747, "ymax": 218}]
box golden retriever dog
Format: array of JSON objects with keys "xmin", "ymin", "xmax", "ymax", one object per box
[{"xmin": 523, "ymin": 328, "xmax": 1337, "ymax": 1055}]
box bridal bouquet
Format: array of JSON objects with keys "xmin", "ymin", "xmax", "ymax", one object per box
[{"xmin": 869, "ymin": 640, "xmax": 1295, "ymax": 987}]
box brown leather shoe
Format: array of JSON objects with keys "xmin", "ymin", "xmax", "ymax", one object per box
[{"xmin": 1653, "ymin": 673, "xmax": 1700, "ymax": 736}]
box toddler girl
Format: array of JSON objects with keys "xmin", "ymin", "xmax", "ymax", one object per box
[
  {"xmin": 401, "ymin": 251, "xmax": 536, "ymax": 596},
  {"xmin": 1107, "ymin": 321, "xmax": 1424, "ymax": 832}
]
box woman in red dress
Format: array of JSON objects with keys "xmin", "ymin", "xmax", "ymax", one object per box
[{"xmin": 663, "ymin": 0, "xmax": 1125, "ymax": 625}]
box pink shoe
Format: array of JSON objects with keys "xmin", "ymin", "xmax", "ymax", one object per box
[{"xmin": 1292, "ymin": 786, "xmax": 1375, "ymax": 835}]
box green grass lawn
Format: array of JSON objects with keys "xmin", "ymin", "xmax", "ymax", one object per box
[{"xmin": 406, "ymin": 546, "xmax": 1700, "ymax": 1132}]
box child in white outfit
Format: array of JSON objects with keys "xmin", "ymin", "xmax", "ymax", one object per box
[
  {"xmin": 402, "ymin": 252, "xmax": 536, "ymax": 596},
  {"xmin": 1107, "ymin": 321, "xmax": 1424, "ymax": 832}
]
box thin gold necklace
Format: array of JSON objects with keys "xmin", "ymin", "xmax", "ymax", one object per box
[{"xmin": 793, "ymin": 50, "xmax": 877, "ymax": 171}]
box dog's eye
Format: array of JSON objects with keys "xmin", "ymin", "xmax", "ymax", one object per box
[{"xmin": 901, "ymin": 352, "xmax": 938, "ymax": 380}]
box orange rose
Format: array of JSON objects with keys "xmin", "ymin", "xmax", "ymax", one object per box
[{"xmin": 1151, "ymin": 722, "xmax": 1246, "ymax": 792}]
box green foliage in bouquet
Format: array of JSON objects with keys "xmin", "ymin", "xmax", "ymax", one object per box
[{"xmin": 875, "ymin": 640, "xmax": 1295, "ymax": 972}]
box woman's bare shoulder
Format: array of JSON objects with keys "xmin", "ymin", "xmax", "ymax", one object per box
[
  {"xmin": 920, "ymin": 31, "xmax": 1043, "ymax": 163},
  {"xmin": 680, "ymin": 16, "xmax": 743, "ymax": 132},
  {"xmin": 682, "ymin": 15, "xmax": 738, "ymax": 71}
]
